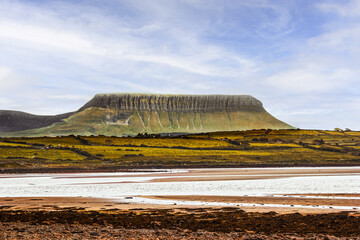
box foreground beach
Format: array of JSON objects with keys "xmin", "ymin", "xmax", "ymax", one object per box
[
  {"xmin": 1, "ymin": 167, "xmax": 360, "ymax": 214},
  {"xmin": 0, "ymin": 167, "xmax": 359, "ymax": 239},
  {"xmin": 0, "ymin": 205, "xmax": 359, "ymax": 239}
]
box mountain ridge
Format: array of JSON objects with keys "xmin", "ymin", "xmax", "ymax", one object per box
[
  {"xmin": 0, "ymin": 93, "xmax": 293, "ymax": 137},
  {"xmin": 0, "ymin": 110, "xmax": 74, "ymax": 132},
  {"xmin": 79, "ymin": 93, "xmax": 264, "ymax": 112}
]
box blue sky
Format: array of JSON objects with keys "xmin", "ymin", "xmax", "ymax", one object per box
[{"xmin": 0, "ymin": 0, "xmax": 359, "ymax": 130}]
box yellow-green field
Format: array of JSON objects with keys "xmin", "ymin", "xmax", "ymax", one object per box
[{"xmin": 1, "ymin": 129, "xmax": 360, "ymax": 171}]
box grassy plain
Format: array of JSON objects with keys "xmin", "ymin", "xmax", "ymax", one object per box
[{"xmin": 0, "ymin": 129, "xmax": 360, "ymax": 171}]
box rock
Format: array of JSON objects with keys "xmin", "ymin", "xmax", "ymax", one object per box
[{"xmin": 80, "ymin": 93, "xmax": 265, "ymax": 112}]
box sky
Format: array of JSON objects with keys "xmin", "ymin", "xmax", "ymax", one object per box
[{"xmin": 0, "ymin": 0, "xmax": 359, "ymax": 130}]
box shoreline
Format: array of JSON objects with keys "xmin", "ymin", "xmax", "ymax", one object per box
[
  {"xmin": 1, "ymin": 167, "xmax": 360, "ymax": 213},
  {"xmin": 1, "ymin": 166, "xmax": 360, "ymax": 238},
  {"xmin": 140, "ymin": 195, "xmax": 360, "ymax": 213},
  {"xmin": 1, "ymin": 194, "xmax": 360, "ymax": 214},
  {"xmin": 2, "ymin": 163, "xmax": 360, "ymax": 174}
]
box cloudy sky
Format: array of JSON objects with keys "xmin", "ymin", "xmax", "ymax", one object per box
[{"xmin": 0, "ymin": 0, "xmax": 359, "ymax": 130}]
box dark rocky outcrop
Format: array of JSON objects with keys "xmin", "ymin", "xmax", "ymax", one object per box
[{"xmin": 0, "ymin": 110, "xmax": 74, "ymax": 132}]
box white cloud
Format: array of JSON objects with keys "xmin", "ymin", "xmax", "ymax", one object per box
[
  {"xmin": 0, "ymin": 9, "xmax": 257, "ymax": 79},
  {"xmin": 266, "ymin": 66, "xmax": 355, "ymax": 92},
  {"xmin": 318, "ymin": 0, "xmax": 360, "ymax": 17},
  {"xmin": 47, "ymin": 95, "xmax": 90, "ymax": 101},
  {"xmin": 0, "ymin": 66, "xmax": 25, "ymax": 90},
  {"xmin": 265, "ymin": 2, "xmax": 360, "ymax": 94},
  {"xmin": 0, "ymin": 21, "xmax": 101, "ymax": 54},
  {"xmin": 307, "ymin": 26, "xmax": 360, "ymax": 53},
  {"xmin": 0, "ymin": 97, "xmax": 12, "ymax": 106},
  {"xmin": 0, "ymin": 0, "xmax": 359, "ymax": 130}
]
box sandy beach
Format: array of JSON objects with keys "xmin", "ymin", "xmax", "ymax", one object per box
[
  {"xmin": 1, "ymin": 193, "xmax": 359, "ymax": 215},
  {"xmin": 1, "ymin": 167, "xmax": 360, "ymax": 214},
  {"xmin": 1, "ymin": 167, "xmax": 360, "ymax": 239},
  {"xmin": 0, "ymin": 201, "xmax": 359, "ymax": 239}
]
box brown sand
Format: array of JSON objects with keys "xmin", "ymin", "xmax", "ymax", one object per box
[
  {"xmin": 151, "ymin": 168, "xmax": 360, "ymax": 182},
  {"xmin": 1, "ymin": 196, "xmax": 359, "ymax": 215},
  {"xmin": 35, "ymin": 167, "xmax": 360, "ymax": 183},
  {"xmin": 288, "ymin": 193, "xmax": 360, "ymax": 197},
  {"xmin": 148, "ymin": 168, "xmax": 360, "ymax": 182},
  {"xmin": 142, "ymin": 195, "xmax": 360, "ymax": 207},
  {"xmin": 150, "ymin": 174, "xmax": 342, "ymax": 182},
  {"xmin": 0, "ymin": 197, "xmax": 175, "ymax": 211}
]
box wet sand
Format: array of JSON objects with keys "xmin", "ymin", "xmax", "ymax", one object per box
[
  {"xmin": 1, "ymin": 196, "xmax": 359, "ymax": 215},
  {"xmin": 142, "ymin": 195, "xmax": 360, "ymax": 212},
  {"xmin": 0, "ymin": 197, "xmax": 179, "ymax": 212},
  {"xmin": 1, "ymin": 167, "xmax": 360, "ymax": 239},
  {"xmin": 138, "ymin": 167, "xmax": 360, "ymax": 182},
  {"xmin": 288, "ymin": 193, "xmax": 360, "ymax": 197},
  {"xmin": 1, "ymin": 167, "xmax": 360, "ymax": 214},
  {"xmin": 35, "ymin": 167, "xmax": 360, "ymax": 183},
  {"xmin": 170, "ymin": 168, "xmax": 356, "ymax": 182}
]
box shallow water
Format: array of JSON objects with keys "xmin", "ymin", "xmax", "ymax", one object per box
[{"xmin": 0, "ymin": 167, "xmax": 359, "ymax": 209}]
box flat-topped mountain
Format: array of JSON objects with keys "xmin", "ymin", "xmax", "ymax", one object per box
[
  {"xmin": 0, "ymin": 93, "xmax": 293, "ymax": 137},
  {"xmin": 79, "ymin": 94, "xmax": 264, "ymax": 112}
]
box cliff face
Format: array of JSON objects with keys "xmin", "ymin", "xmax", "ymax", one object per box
[
  {"xmin": 0, "ymin": 93, "xmax": 293, "ymax": 137},
  {"xmin": 79, "ymin": 94, "xmax": 265, "ymax": 112}
]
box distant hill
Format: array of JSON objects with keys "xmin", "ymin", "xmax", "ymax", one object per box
[
  {"xmin": 0, "ymin": 93, "xmax": 293, "ymax": 137},
  {"xmin": 0, "ymin": 110, "xmax": 74, "ymax": 132}
]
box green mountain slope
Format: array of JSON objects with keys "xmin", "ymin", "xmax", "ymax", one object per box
[{"xmin": 0, "ymin": 94, "xmax": 293, "ymax": 137}]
